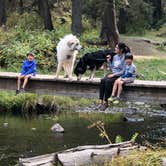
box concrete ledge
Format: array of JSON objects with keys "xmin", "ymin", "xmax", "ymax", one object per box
[{"xmin": 0, "ymin": 72, "xmax": 166, "ymax": 104}]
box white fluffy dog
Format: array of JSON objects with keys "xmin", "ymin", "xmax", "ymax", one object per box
[{"xmin": 55, "ymin": 34, "xmax": 82, "ymax": 80}]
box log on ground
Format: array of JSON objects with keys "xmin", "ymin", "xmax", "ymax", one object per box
[{"xmin": 19, "ymin": 141, "xmax": 146, "ymax": 166}]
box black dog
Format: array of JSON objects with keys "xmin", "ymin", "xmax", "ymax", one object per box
[{"xmin": 74, "ymin": 49, "xmax": 115, "ymax": 80}]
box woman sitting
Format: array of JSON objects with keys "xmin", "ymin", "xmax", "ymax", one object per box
[
  {"xmin": 108, "ymin": 53, "xmax": 137, "ymax": 104},
  {"xmin": 98, "ymin": 42, "xmax": 130, "ymax": 111}
]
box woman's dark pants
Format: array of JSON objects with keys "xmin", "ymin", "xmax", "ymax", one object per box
[{"xmin": 99, "ymin": 76, "xmax": 119, "ymax": 101}]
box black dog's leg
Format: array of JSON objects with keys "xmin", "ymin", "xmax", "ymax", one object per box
[
  {"xmin": 77, "ymin": 74, "xmax": 82, "ymax": 81},
  {"xmin": 103, "ymin": 62, "xmax": 108, "ymax": 77},
  {"xmin": 89, "ymin": 67, "xmax": 96, "ymax": 80}
]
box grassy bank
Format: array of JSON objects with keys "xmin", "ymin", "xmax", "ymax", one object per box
[
  {"xmin": 108, "ymin": 149, "xmax": 166, "ymax": 166},
  {"xmin": 0, "ymin": 91, "xmax": 96, "ymax": 116},
  {"xmin": 83, "ymin": 58, "xmax": 166, "ymax": 81}
]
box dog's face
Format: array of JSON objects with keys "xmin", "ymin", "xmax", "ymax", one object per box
[
  {"xmin": 74, "ymin": 59, "xmax": 87, "ymax": 76},
  {"xmin": 67, "ymin": 39, "xmax": 82, "ymax": 51}
]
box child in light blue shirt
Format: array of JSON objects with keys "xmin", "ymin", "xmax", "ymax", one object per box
[{"xmin": 109, "ymin": 53, "xmax": 136, "ymax": 104}]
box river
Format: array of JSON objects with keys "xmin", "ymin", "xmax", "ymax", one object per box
[{"xmin": 0, "ymin": 111, "xmax": 165, "ymax": 165}]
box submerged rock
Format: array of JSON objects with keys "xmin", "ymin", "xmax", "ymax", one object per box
[
  {"xmin": 51, "ymin": 123, "xmax": 64, "ymax": 133},
  {"xmin": 135, "ymin": 102, "xmax": 145, "ymax": 105},
  {"xmin": 3, "ymin": 123, "xmax": 8, "ymax": 127},
  {"xmin": 123, "ymin": 115, "xmax": 144, "ymax": 122},
  {"xmin": 162, "ymin": 157, "xmax": 166, "ymax": 166}
]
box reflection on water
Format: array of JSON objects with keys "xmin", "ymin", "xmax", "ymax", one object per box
[{"xmin": 0, "ymin": 112, "xmax": 165, "ymax": 165}]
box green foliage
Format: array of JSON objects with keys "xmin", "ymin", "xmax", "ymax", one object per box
[
  {"xmin": 0, "ymin": 10, "xmax": 72, "ymax": 73},
  {"xmin": 124, "ymin": 0, "xmax": 154, "ymax": 34},
  {"xmin": 135, "ymin": 59, "xmax": 166, "ymax": 81},
  {"xmin": 7, "ymin": 12, "xmax": 43, "ymax": 30},
  {"xmin": 0, "ymin": 29, "xmax": 56, "ymax": 72},
  {"xmin": 115, "ymin": 135, "xmax": 123, "ymax": 143},
  {"xmin": 114, "ymin": 133, "xmax": 139, "ymax": 144},
  {"xmin": 0, "ymin": 91, "xmax": 38, "ymax": 114},
  {"xmin": 130, "ymin": 132, "xmax": 139, "ymax": 142},
  {"xmin": 0, "ymin": 91, "xmax": 96, "ymax": 115}
]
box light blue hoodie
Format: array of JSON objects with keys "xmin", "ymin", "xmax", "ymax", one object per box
[{"xmin": 110, "ymin": 54, "xmax": 125, "ymax": 76}]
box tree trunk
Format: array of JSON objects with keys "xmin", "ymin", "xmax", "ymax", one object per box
[
  {"xmin": 71, "ymin": 0, "xmax": 83, "ymax": 36},
  {"xmin": 6, "ymin": 0, "xmax": 17, "ymax": 11},
  {"xmin": 151, "ymin": 0, "xmax": 163, "ymax": 26},
  {"xmin": 19, "ymin": 0, "xmax": 24, "ymax": 14},
  {"xmin": 38, "ymin": 0, "xmax": 54, "ymax": 30},
  {"xmin": 118, "ymin": 8, "xmax": 127, "ymax": 34},
  {"xmin": 100, "ymin": 0, "xmax": 119, "ymax": 48},
  {"xmin": 0, "ymin": 0, "xmax": 6, "ymax": 27}
]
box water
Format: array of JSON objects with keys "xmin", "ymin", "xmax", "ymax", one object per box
[{"xmin": 0, "ymin": 112, "xmax": 165, "ymax": 165}]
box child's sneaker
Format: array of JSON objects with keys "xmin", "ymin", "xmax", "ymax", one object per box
[
  {"xmin": 16, "ymin": 90, "xmax": 20, "ymax": 95},
  {"xmin": 108, "ymin": 96, "xmax": 116, "ymax": 102},
  {"xmin": 20, "ymin": 88, "xmax": 25, "ymax": 93},
  {"xmin": 113, "ymin": 97, "xmax": 120, "ymax": 105}
]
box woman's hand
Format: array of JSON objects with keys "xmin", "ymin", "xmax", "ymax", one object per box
[
  {"xmin": 106, "ymin": 55, "xmax": 111, "ymax": 62},
  {"xmin": 107, "ymin": 74, "xmax": 115, "ymax": 78}
]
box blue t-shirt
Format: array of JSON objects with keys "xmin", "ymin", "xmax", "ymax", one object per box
[
  {"xmin": 121, "ymin": 63, "xmax": 136, "ymax": 79},
  {"xmin": 21, "ymin": 60, "xmax": 36, "ymax": 76}
]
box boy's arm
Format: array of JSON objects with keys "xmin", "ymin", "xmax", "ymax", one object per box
[
  {"xmin": 122, "ymin": 65, "xmax": 137, "ymax": 78},
  {"xmin": 129, "ymin": 65, "xmax": 137, "ymax": 78},
  {"xmin": 121, "ymin": 72, "xmax": 132, "ymax": 78},
  {"xmin": 21, "ymin": 61, "xmax": 26, "ymax": 75}
]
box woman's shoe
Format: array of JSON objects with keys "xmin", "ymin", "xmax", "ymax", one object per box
[
  {"xmin": 100, "ymin": 103, "xmax": 108, "ymax": 111},
  {"xmin": 95, "ymin": 103, "xmax": 103, "ymax": 110}
]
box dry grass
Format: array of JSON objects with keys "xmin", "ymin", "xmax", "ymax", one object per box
[{"xmin": 104, "ymin": 149, "xmax": 166, "ymax": 166}]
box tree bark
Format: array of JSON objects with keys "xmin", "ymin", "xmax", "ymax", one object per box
[
  {"xmin": 38, "ymin": 0, "xmax": 54, "ymax": 30},
  {"xmin": 118, "ymin": 8, "xmax": 127, "ymax": 34},
  {"xmin": 71, "ymin": 0, "xmax": 83, "ymax": 36},
  {"xmin": 0, "ymin": 0, "xmax": 6, "ymax": 27},
  {"xmin": 19, "ymin": 0, "xmax": 24, "ymax": 14},
  {"xmin": 152, "ymin": 0, "xmax": 163, "ymax": 26},
  {"xmin": 100, "ymin": 0, "xmax": 119, "ymax": 48}
]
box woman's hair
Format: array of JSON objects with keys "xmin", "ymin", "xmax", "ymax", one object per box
[
  {"xmin": 125, "ymin": 53, "xmax": 133, "ymax": 60},
  {"xmin": 117, "ymin": 42, "xmax": 131, "ymax": 54}
]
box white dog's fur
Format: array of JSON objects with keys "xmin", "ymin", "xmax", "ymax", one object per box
[{"xmin": 55, "ymin": 34, "xmax": 82, "ymax": 80}]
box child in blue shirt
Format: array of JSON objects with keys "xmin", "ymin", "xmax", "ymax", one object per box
[
  {"xmin": 16, "ymin": 52, "xmax": 36, "ymax": 95},
  {"xmin": 108, "ymin": 53, "xmax": 136, "ymax": 104}
]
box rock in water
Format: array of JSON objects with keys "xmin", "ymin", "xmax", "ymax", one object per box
[
  {"xmin": 162, "ymin": 157, "xmax": 166, "ymax": 166},
  {"xmin": 51, "ymin": 123, "xmax": 64, "ymax": 133},
  {"xmin": 123, "ymin": 115, "xmax": 144, "ymax": 122},
  {"xmin": 3, "ymin": 123, "xmax": 8, "ymax": 127}
]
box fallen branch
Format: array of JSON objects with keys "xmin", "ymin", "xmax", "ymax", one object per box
[
  {"xmin": 19, "ymin": 141, "xmax": 147, "ymax": 166},
  {"xmin": 158, "ymin": 70, "xmax": 166, "ymax": 75}
]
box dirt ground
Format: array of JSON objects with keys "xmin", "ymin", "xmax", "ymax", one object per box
[{"xmin": 121, "ymin": 36, "xmax": 166, "ymax": 57}]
